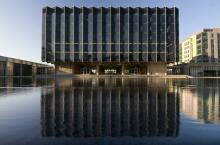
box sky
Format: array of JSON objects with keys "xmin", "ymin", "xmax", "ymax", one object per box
[{"xmin": 0, "ymin": 0, "xmax": 220, "ymax": 63}]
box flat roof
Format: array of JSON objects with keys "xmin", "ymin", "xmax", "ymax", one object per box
[{"xmin": 0, "ymin": 55, "xmax": 53, "ymax": 68}]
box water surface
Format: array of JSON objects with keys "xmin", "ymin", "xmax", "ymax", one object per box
[{"xmin": 0, "ymin": 77, "xmax": 220, "ymax": 145}]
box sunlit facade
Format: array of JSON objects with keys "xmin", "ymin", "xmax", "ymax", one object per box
[
  {"xmin": 180, "ymin": 28, "xmax": 220, "ymax": 63},
  {"xmin": 42, "ymin": 7, "xmax": 179, "ymax": 75}
]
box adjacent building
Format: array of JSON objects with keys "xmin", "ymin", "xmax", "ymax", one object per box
[
  {"xmin": 180, "ymin": 28, "xmax": 220, "ymax": 63},
  {"xmin": 0, "ymin": 55, "xmax": 54, "ymax": 76},
  {"xmin": 42, "ymin": 6, "xmax": 179, "ymax": 75}
]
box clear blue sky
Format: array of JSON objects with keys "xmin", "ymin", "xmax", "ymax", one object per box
[{"xmin": 0, "ymin": 0, "xmax": 220, "ymax": 63}]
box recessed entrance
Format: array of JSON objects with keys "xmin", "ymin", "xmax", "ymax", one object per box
[
  {"xmin": 80, "ymin": 67, "xmax": 91, "ymax": 74},
  {"xmin": 104, "ymin": 69, "xmax": 117, "ymax": 74},
  {"xmin": 69, "ymin": 62, "xmax": 167, "ymax": 75},
  {"xmin": 130, "ymin": 67, "xmax": 140, "ymax": 74}
]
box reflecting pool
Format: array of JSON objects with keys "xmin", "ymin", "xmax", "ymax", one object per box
[{"xmin": 0, "ymin": 77, "xmax": 220, "ymax": 145}]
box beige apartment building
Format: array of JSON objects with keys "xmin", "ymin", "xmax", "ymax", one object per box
[{"xmin": 180, "ymin": 28, "xmax": 220, "ymax": 63}]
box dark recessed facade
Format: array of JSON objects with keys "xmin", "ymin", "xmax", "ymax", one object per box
[{"xmin": 41, "ymin": 7, "xmax": 179, "ymax": 75}]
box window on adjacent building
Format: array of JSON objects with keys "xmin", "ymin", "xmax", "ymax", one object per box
[{"xmin": 196, "ymin": 34, "xmax": 201, "ymax": 39}]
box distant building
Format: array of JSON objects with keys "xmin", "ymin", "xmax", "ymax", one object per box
[
  {"xmin": 41, "ymin": 7, "xmax": 179, "ymax": 75},
  {"xmin": 0, "ymin": 55, "xmax": 53, "ymax": 76},
  {"xmin": 180, "ymin": 28, "xmax": 220, "ymax": 63}
]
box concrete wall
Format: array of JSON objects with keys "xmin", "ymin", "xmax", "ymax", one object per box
[
  {"xmin": 32, "ymin": 66, "xmax": 37, "ymax": 76},
  {"xmin": 5, "ymin": 62, "xmax": 13, "ymax": 76}
]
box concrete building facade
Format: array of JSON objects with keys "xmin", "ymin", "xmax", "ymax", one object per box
[
  {"xmin": 180, "ymin": 28, "xmax": 220, "ymax": 63},
  {"xmin": 42, "ymin": 6, "xmax": 179, "ymax": 75},
  {"xmin": 0, "ymin": 56, "xmax": 54, "ymax": 77}
]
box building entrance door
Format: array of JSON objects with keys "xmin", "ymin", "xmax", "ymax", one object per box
[
  {"xmin": 104, "ymin": 69, "xmax": 117, "ymax": 74},
  {"xmin": 80, "ymin": 67, "xmax": 90, "ymax": 74},
  {"xmin": 130, "ymin": 67, "xmax": 140, "ymax": 74}
]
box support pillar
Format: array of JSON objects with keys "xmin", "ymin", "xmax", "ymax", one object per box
[
  {"xmin": 72, "ymin": 64, "xmax": 75, "ymax": 75},
  {"xmin": 6, "ymin": 77, "xmax": 13, "ymax": 87},
  {"xmin": 218, "ymin": 67, "xmax": 220, "ymax": 77},
  {"xmin": 55, "ymin": 65, "xmax": 59, "ymax": 76},
  {"xmin": 147, "ymin": 63, "xmax": 150, "ymax": 76},
  {"xmin": 45, "ymin": 69, "xmax": 48, "ymax": 75},
  {"xmin": 32, "ymin": 65, "xmax": 37, "ymax": 76},
  {"xmin": 202, "ymin": 65, "xmax": 205, "ymax": 77},
  {"xmin": 121, "ymin": 64, "xmax": 125, "ymax": 75},
  {"xmin": 32, "ymin": 78, "xmax": 37, "ymax": 87},
  {"xmin": 145, "ymin": 64, "xmax": 147, "ymax": 74},
  {"xmin": 5, "ymin": 62, "xmax": 13, "ymax": 76},
  {"xmin": 20, "ymin": 64, "xmax": 23, "ymax": 77},
  {"xmin": 96, "ymin": 65, "xmax": 100, "ymax": 75},
  {"xmin": 0, "ymin": 62, "xmax": 4, "ymax": 76}
]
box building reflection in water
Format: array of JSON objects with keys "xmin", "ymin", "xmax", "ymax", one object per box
[
  {"xmin": 0, "ymin": 77, "xmax": 54, "ymax": 87},
  {"xmin": 180, "ymin": 85, "xmax": 220, "ymax": 124},
  {"xmin": 0, "ymin": 77, "xmax": 54, "ymax": 97},
  {"xmin": 41, "ymin": 78, "xmax": 179, "ymax": 137}
]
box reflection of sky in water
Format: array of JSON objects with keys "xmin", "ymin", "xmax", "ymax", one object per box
[{"xmin": 0, "ymin": 78, "xmax": 220, "ymax": 145}]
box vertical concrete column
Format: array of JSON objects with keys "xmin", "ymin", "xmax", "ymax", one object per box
[
  {"xmin": 188, "ymin": 66, "xmax": 191, "ymax": 76},
  {"xmin": 218, "ymin": 67, "xmax": 220, "ymax": 77},
  {"xmin": 147, "ymin": 63, "xmax": 150, "ymax": 76},
  {"xmin": 55, "ymin": 64, "xmax": 59, "ymax": 75},
  {"xmin": 145, "ymin": 64, "xmax": 147, "ymax": 75},
  {"xmin": 6, "ymin": 77, "xmax": 13, "ymax": 87},
  {"xmin": 45, "ymin": 69, "xmax": 48, "ymax": 75},
  {"xmin": 20, "ymin": 64, "xmax": 23, "ymax": 76},
  {"xmin": 72, "ymin": 64, "xmax": 75, "ymax": 75},
  {"xmin": 202, "ymin": 65, "xmax": 205, "ymax": 77},
  {"xmin": 5, "ymin": 62, "xmax": 13, "ymax": 76},
  {"xmin": 96, "ymin": 65, "xmax": 100, "ymax": 75},
  {"xmin": 121, "ymin": 64, "xmax": 125, "ymax": 75},
  {"xmin": 0, "ymin": 62, "xmax": 3, "ymax": 76},
  {"xmin": 32, "ymin": 65, "xmax": 37, "ymax": 76},
  {"xmin": 32, "ymin": 78, "xmax": 37, "ymax": 87}
]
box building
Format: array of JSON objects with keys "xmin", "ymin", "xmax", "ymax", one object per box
[
  {"xmin": 42, "ymin": 7, "xmax": 179, "ymax": 75},
  {"xmin": 180, "ymin": 28, "xmax": 220, "ymax": 63},
  {"xmin": 0, "ymin": 55, "xmax": 54, "ymax": 77},
  {"xmin": 169, "ymin": 62, "xmax": 220, "ymax": 76}
]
